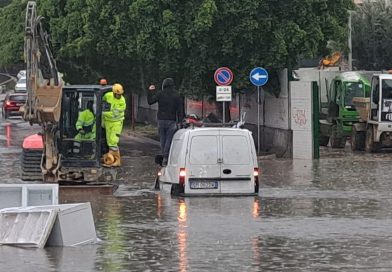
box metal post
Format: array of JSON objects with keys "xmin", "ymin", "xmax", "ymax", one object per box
[
  {"xmin": 257, "ymin": 86, "xmax": 260, "ymax": 154},
  {"xmin": 131, "ymin": 94, "xmax": 135, "ymax": 131},
  {"xmin": 223, "ymin": 101, "xmax": 226, "ymax": 123}
]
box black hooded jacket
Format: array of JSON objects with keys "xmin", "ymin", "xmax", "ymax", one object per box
[{"xmin": 147, "ymin": 78, "xmax": 184, "ymax": 121}]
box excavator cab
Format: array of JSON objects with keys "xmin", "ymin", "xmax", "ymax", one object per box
[
  {"xmin": 57, "ymin": 85, "xmax": 113, "ymax": 181},
  {"xmin": 60, "ymin": 86, "xmax": 102, "ymax": 163}
]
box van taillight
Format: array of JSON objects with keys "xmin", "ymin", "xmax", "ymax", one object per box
[
  {"xmin": 179, "ymin": 168, "xmax": 186, "ymax": 187},
  {"xmin": 254, "ymin": 168, "xmax": 259, "ymax": 193},
  {"xmin": 5, "ymin": 100, "xmax": 11, "ymax": 106}
]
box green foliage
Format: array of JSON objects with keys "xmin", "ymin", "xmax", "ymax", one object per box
[
  {"xmin": 0, "ymin": 0, "xmax": 353, "ymax": 97},
  {"xmin": 0, "ymin": 0, "xmax": 27, "ymax": 67},
  {"xmin": 0, "ymin": 0, "xmax": 12, "ymax": 8},
  {"xmin": 352, "ymin": 0, "xmax": 392, "ymax": 70}
]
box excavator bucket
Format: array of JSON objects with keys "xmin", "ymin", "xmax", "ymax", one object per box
[{"xmin": 35, "ymin": 83, "xmax": 63, "ymax": 123}]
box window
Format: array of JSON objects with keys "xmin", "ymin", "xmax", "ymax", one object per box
[
  {"xmin": 10, "ymin": 95, "xmax": 26, "ymax": 101},
  {"xmin": 344, "ymin": 82, "xmax": 363, "ymax": 107},
  {"xmin": 169, "ymin": 140, "xmax": 182, "ymax": 165},
  {"xmin": 189, "ymin": 136, "xmax": 218, "ymax": 165},
  {"xmin": 222, "ymin": 136, "xmax": 250, "ymax": 165}
]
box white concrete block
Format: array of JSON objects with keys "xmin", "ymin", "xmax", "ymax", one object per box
[{"xmin": 0, "ymin": 184, "xmax": 58, "ymax": 209}]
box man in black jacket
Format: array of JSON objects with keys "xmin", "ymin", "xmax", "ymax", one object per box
[{"xmin": 147, "ymin": 78, "xmax": 184, "ymax": 166}]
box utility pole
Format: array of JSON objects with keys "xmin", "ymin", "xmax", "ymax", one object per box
[{"xmin": 348, "ymin": 10, "xmax": 353, "ymax": 71}]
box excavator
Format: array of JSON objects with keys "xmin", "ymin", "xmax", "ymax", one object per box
[{"xmin": 21, "ymin": 1, "xmax": 117, "ymax": 183}]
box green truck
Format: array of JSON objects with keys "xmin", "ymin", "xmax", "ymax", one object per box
[{"xmin": 319, "ymin": 72, "xmax": 371, "ymax": 147}]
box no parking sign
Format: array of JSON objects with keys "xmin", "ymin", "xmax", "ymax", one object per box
[{"xmin": 214, "ymin": 67, "xmax": 233, "ymax": 86}]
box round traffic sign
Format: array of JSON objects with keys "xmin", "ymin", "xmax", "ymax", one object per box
[
  {"xmin": 214, "ymin": 67, "xmax": 234, "ymax": 86},
  {"xmin": 250, "ymin": 67, "xmax": 268, "ymax": 86}
]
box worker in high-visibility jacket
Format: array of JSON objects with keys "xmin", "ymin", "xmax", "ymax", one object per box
[
  {"xmin": 102, "ymin": 83, "xmax": 126, "ymax": 167},
  {"xmin": 74, "ymin": 100, "xmax": 96, "ymax": 141}
]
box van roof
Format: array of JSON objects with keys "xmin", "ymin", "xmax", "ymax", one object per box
[{"xmin": 173, "ymin": 127, "xmax": 250, "ymax": 140}]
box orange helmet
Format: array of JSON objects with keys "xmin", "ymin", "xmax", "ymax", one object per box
[{"xmin": 100, "ymin": 78, "xmax": 108, "ymax": 85}]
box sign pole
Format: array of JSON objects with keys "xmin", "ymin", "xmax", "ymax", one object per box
[
  {"xmin": 214, "ymin": 67, "xmax": 234, "ymax": 124},
  {"xmin": 223, "ymin": 102, "xmax": 226, "ymax": 123},
  {"xmin": 257, "ymin": 86, "xmax": 260, "ymax": 154}
]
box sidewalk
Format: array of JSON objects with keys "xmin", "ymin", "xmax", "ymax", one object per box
[{"xmin": 122, "ymin": 124, "xmax": 160, "ymax": 147}]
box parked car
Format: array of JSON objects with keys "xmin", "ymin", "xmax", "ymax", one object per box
[
  {"xmin": 157, "ymin": 127, "xmax": 259, "ymax": 196},
  {"xmin": 14, "ymin": 77, "xmax": 27, "ymax": 92},
  {"xmin": 2, "ymin": 93, "xmax": 27, "ymax": 119}
]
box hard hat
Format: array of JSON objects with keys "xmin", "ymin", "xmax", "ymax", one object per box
[
  {"xmin": 112, "ymin": 83, "xmax": 124, "ymax": 95},
  {"xmin": 100, "ymin": 78, "xmax": 107, "ymax": 85}
]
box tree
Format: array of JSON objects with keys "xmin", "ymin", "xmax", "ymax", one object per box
[
  {"xmin": 0, "ymin": 0, "xmax": 354, "ymax": 97},
  {"xmin": 352, "ymin": 0, "xmax": 392, "ymax": 70},
  {"xmin": 0, "ymin": 0, "xmax": 27, "ymax": 68}
]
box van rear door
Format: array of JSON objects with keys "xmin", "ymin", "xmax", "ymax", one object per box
[
  {"xmin": 187, "ymin": 130, "xmax": 221, "ymax": 193},
  {"xmin": 220, "ymin": 131, "xmax": 254, "ymax": 194}
]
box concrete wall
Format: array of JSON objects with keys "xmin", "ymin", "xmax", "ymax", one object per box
[
  {"xmin": 240, "ymin": 69, "xmax": 292, "ymax": 157},
  {"xmin": 136, "ymin": 94, "xmax": 158, "ymax": 125}
]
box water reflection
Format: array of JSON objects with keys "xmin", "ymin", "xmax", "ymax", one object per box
[
  {"xmin": 177, "ymin": 199, "xmax": 188, "ymax": 272},
  {"xmin": 101, "ymin": 202, "xmax": 126, "ymax": 272},
  {"xmin": 252, "ymin": 197, "xmax": 261, "ymax": 218},
  {"xmin": 156, "ymin": 193, "xmax": 163, "ymax": 219},
  {"xmin": 0, "ymin": 245, "xmax": 98, "ymax": 272},
  {"xmin": 5, "ymin": 123, "xmax": 10, "ymax": 147}
]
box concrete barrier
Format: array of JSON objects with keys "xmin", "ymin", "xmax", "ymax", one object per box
[{"xmin": 0, "ymin": 203, "xmax": 97, "ymax": 248}]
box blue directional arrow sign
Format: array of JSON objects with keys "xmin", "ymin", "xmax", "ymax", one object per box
[{"xmin": 250, "ymin": 67, "xmax": 268, "ymax": 86}]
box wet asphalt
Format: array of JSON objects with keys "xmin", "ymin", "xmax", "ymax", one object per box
[{"xmin": 1, "ymin": 115, "xmax": 392, "ymax": 271}]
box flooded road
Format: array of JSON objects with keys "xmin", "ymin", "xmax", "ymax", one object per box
[{"xmin": 1, "ymin": 118, "xmax": 392, "ymax": 271}]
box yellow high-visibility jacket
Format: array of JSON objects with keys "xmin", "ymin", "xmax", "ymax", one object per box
[{"xmin": 102, "ymin": 92, "xmax": 126, "ymax": 123}]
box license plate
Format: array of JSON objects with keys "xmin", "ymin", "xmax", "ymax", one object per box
[
  {"xmin": 16, "ymin": 103, "xmax": 23, "ymax": 106},
  {"xmin": 190, "ymin": 181, "xmax": 218, "ymax": 189}
]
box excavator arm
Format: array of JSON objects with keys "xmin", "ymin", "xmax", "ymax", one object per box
[{"xmin": 23, "ymin": 1, "xmax": 63, "ymax": 182}]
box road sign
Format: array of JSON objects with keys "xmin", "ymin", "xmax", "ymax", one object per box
[
  {"xmin": 214, "ymin": 67, "xmax": 234, "ymax": 86},
  {"xmin": 250, "ymin": 67, "xmax": 268, "ymax": 86},
  {"xmin": 216, "ymin": 86, "xmax": 232, "ymax": 102}
]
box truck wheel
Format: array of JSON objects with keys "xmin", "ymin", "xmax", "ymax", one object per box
[
  {"xmin": 365, "ymin": 126, "xmax": 378, "ymax": 153},
  {"xmin": 319, "ymin": 136, "xmax": 330, "ymax": 146},
  {"xmin": 21, "ymin": 149, "xmax": 43, "ymax": 181},
  {"xmin": 351, "ymin": 127, "xmax": 365, "ymax": 151},
  {"xmin": 330, "ymin": 126, "xmax": 345, "ymax": 148}
]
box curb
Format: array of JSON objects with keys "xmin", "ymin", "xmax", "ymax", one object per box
[
  {"xmin": 258, "ymin": 154, "xmax": 276, "ymax": 160},
  {"xmin": 123, "ymin": 132, "xmax": 160, "ymax": 147}
]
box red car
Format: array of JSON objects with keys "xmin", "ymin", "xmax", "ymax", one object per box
[{"xmin": 2, "ymin": 93, "xmax": 27, "ymax": 119}]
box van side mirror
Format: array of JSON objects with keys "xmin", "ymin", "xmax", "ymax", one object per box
[{"xmin": 155, "ymin": 155, "xmax": 163, "ymax": 166}]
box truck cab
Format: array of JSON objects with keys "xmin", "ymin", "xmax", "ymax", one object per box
[
  {"xmin": 352, "ymin": 74, "xmax": 392, "ymax": 152},
  {"xmin": 320, "ymin": 72, "xmax": 370, "ymax": 148}
]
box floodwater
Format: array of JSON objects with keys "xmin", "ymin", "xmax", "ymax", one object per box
[{"xmin": 1, "ymin": 117, "xmax": 392, "ymax": 271}]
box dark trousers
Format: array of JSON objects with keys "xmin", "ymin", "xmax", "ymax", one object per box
[{"xmin": 158, "ymin": 120, "xmax": 177, "ymax": 158}]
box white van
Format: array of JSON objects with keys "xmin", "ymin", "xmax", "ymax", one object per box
[{"xmin": 157, "ymin": 127, "xmax": 259, "ymax": 196}]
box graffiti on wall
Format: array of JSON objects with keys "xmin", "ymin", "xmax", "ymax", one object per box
[{"xmin": 293, "ymin": 108, "xmax": 307, "ymax": 128}]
